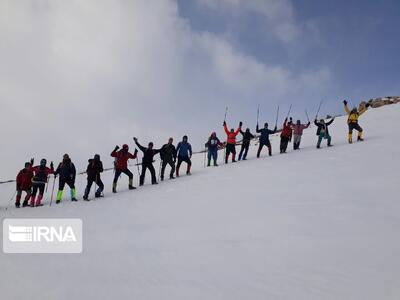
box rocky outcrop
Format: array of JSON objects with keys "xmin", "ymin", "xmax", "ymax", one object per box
[{"xmin": 359, "ymin": 96, "xmax": 400, "ymax": 110}]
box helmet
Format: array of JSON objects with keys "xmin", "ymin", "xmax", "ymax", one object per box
[
  {"xmin": 122, "ymin": 144, "xmax": 129, "ymax": 150},
  {"xmin": 40, "ymin": 159, "xmax": 47, "ymax": 166}
]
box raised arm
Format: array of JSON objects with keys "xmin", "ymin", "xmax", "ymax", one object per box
[
  {"xmin": 326, "ymin": 118, "xmax": 335, "ymax": 126},
  {"xmin": 135, "ymin": 140, "xmax": 146, "ymax": 152},
  {"xmin": 343, "ymin": 100, "xmax": 351, "ymax": 115},
  {"xmin": 234, "ymin": 126, "xmax": 241, "ymax": 136},
  {"xmin": 223, "ymin": 123, "xmax": 229, "ymax": 135},
  {"xmin": 111, "ymin": 145, "xmax": 119, "ymax": 157},
  {"xmin": 128, "ymin": 149, "xmax": 138, "ymax": 160}
]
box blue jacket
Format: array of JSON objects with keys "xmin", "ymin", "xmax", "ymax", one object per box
[
  {"xmin": 256, "ymin": 125, "xmax": 276, "ymax": 144},
  {"xmin": 176, "ymin": 142, "xmax": 192, "ymax": 157}
]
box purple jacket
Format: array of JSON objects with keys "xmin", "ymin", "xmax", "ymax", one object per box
[{"xmin": 291, "ymin": 123, "xmax": 310, "ymax": 135}]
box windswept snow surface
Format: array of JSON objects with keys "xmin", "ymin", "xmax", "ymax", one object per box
[{"xmin": 1, "ymin": 104, "xmax": 400, "ymax": 300}]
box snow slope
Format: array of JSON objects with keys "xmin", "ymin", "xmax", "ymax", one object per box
[{"xmin": 1, "ymin": 104, "xmax": 400, "ymax": 300}]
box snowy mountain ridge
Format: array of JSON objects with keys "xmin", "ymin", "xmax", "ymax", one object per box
[{"xmin": 0, "ymin": 103, "xmax": 400, "ymax": 300}]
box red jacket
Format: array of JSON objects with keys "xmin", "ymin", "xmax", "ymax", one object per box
[
  {"xmin": 16, "ymin": 168, "xmax": 34, "ymax": 190},
  {"xmin": 111, "ymin": 149, "xmax": 137, "ymax": 170},
  {"xmin": 280, "ymin": 120, "xmax": 292, "ymax": 138},
  {"xmin": 224, "ymin": 124, "xmax": 241, "ymax": 145}
]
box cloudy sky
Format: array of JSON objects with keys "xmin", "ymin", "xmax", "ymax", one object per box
[{"xmin": 0, "ymin": 0, "xmax": 399, "ymax": 180}]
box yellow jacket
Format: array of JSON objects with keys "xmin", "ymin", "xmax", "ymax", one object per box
[{"xmin": 344, "ymin": 104, "xmax": 367, "ymax": 124}]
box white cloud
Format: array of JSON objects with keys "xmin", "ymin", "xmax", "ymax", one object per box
[
  {"xmin": 195, "ymin": 0, "xmax": 301, "ymax": 42},
  {"xmin": 0, "ymin": 0, "xmax": 331, "ymax": 179}
]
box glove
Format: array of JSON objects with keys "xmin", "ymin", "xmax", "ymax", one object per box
[
  {"xmin": 223, "ymin": 121, "xmax": 226, "ymax": 126},
  {"xmin": 50, "ymin": 162, "xmax": 54, "ymax": 169},
  {"xmin": 366, "ymin": 103, "xmax": 370, "ymax": 108},
  {"xmin": 343, "ymin": 100, "xmax": 348, "ymax": 106},
  {"xmin": 16, "ymin": 185, "xmax": 20, "ymax": 191},
  {"xmin": 30, "ymin": 158, "xmax": 34, "ymax": 165},
  {"xmin": 173, "ymin": 158, "xmax": 176, "ymax": 163},
  {"xmin": 285, "ymin": 117, "xmax": 288, "ymax": 122},
  {"xmin": 133, "ymin": 137, "xmax": 137, "ymax": 142},
  {"xmin": 134, "ymin": 148, "xmax": 138, "ymax": 154},
  {"xmin": 274, "ymin": 126, "xmax": 277, "ymax": 131},
  {"xmin": 239, "ymin": 121, "xmax": 243, "ymax": 127},
  {"xmin": 114, "ymin": 145, "xmax": 120, "ymax": 151}
]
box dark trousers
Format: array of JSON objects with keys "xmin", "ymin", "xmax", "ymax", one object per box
[
  {"xmin": 16, "ymin": 188, "xmax": 32, "ymax": 204},
  {"xmin": 84, "ymin": 176, "xmax": 104, "ymax": 197},
  {"xmin": 280, "ymin": 136, "xmax": 289, "ymax": 153},
  {"xmin": 32, "ymin": 183, "xmax": 45, "ymax": 197},
  {"xmin": 113, "ymin": 169, "xmax": 133, "ymax": 183},
  {"xmin": 161, "ymin": 158, "xmax": 175, "ymax": 179},
  {"xmin": 257, "ymin": 141, "xmax": 272, "ymax": 157},
  {"xmin": 225, "ymin": 143, "xmax": 236, "ymax": 163},
  {"xmin": 140, "ymin": 162, "xmax": 157, "ymax": 185},
  {"xmin": 238, "ymin": 142, "xmax": 250, "ymax": 160},
  {"xmin": 348, "ymin": 122, "xmax": 363, "ymax": 133},
  {"xmin": 207, "ymin": 148, "xmax": 218, "ymax": 164},
  {"xmin": 58, "ymin": 177, "xmax": 75, "ymax": 190},
  {"xmin": 177, "ymin": 155, "xmax": 191, "ymax": 175}
]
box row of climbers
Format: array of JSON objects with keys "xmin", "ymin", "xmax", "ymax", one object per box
[{"xmin": 14, "ymin": 100, "xmax": 370, "ymax": 208}]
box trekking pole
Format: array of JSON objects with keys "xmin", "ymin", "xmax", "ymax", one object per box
[
  {"xmin": 136, "ymin": 157, "xmax": 141, "ymax": 176},
  {"xmin": 5, "ymin": 190, "xmax": 17, "ymax": 211},
  {"xmin": 285, "ymin": 104, "xmax": 292, "ymax": 119},
  {"xmin": 203, "ymin": 146, "xmax": 207, "ymax": 168},
  {"xmin": 275, "ymin": 105, "xmax": 280, "ymax": 128},
  {"xmin": 257, "ymin": 104, "xmax": 260, "ymax": 125},
  {"xmin": 224, "ymin": 106, "xmax": 228, "ymax": 122},
  {"xmin": 305, "ymin": 109, "xmax": 310, "ymax": 123},
  {"xmin": 93, "ymin": 174, "xmax": 98, "ymax": 198},
  {"xmin": 49, "ymin": 176, "xmax": 56, "ymax": 206},
  {"xmin": 45, "ymin": 175, "xmax": 50, "ymax": 192},
  {"xmin": 158, "ymin": 161, "xmax": 162, "ymax": 182},
  {"xmin": 315, "ymin": 100, "xmax": 323, "ymax": 119}
]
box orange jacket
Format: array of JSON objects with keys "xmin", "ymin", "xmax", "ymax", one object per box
[{"xmin": 224, "ymin": 124, "xmax": 240, "ymax": 145}]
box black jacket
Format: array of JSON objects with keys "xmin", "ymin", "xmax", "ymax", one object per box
[
  {"xmin": 86, "ymin": 159, "xmax": 103, "ymax": 180},
  {"xmin": 240, "ymin": 129, "xmax": 255, "ymax": 145},
  {"xmin": 160, "ymin": 144, "xmax": 176, "ymax": 161},
  {"xmin": 54, "ymin": 159, "xmax": 76, "ymax": 182},
  {"xmin": 135, "ymin": 141, "xmax": 161, "ymax": 164},
  {"xmin": 314, "ymin": 118, "xmax": 334, "ymax": 136}
]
